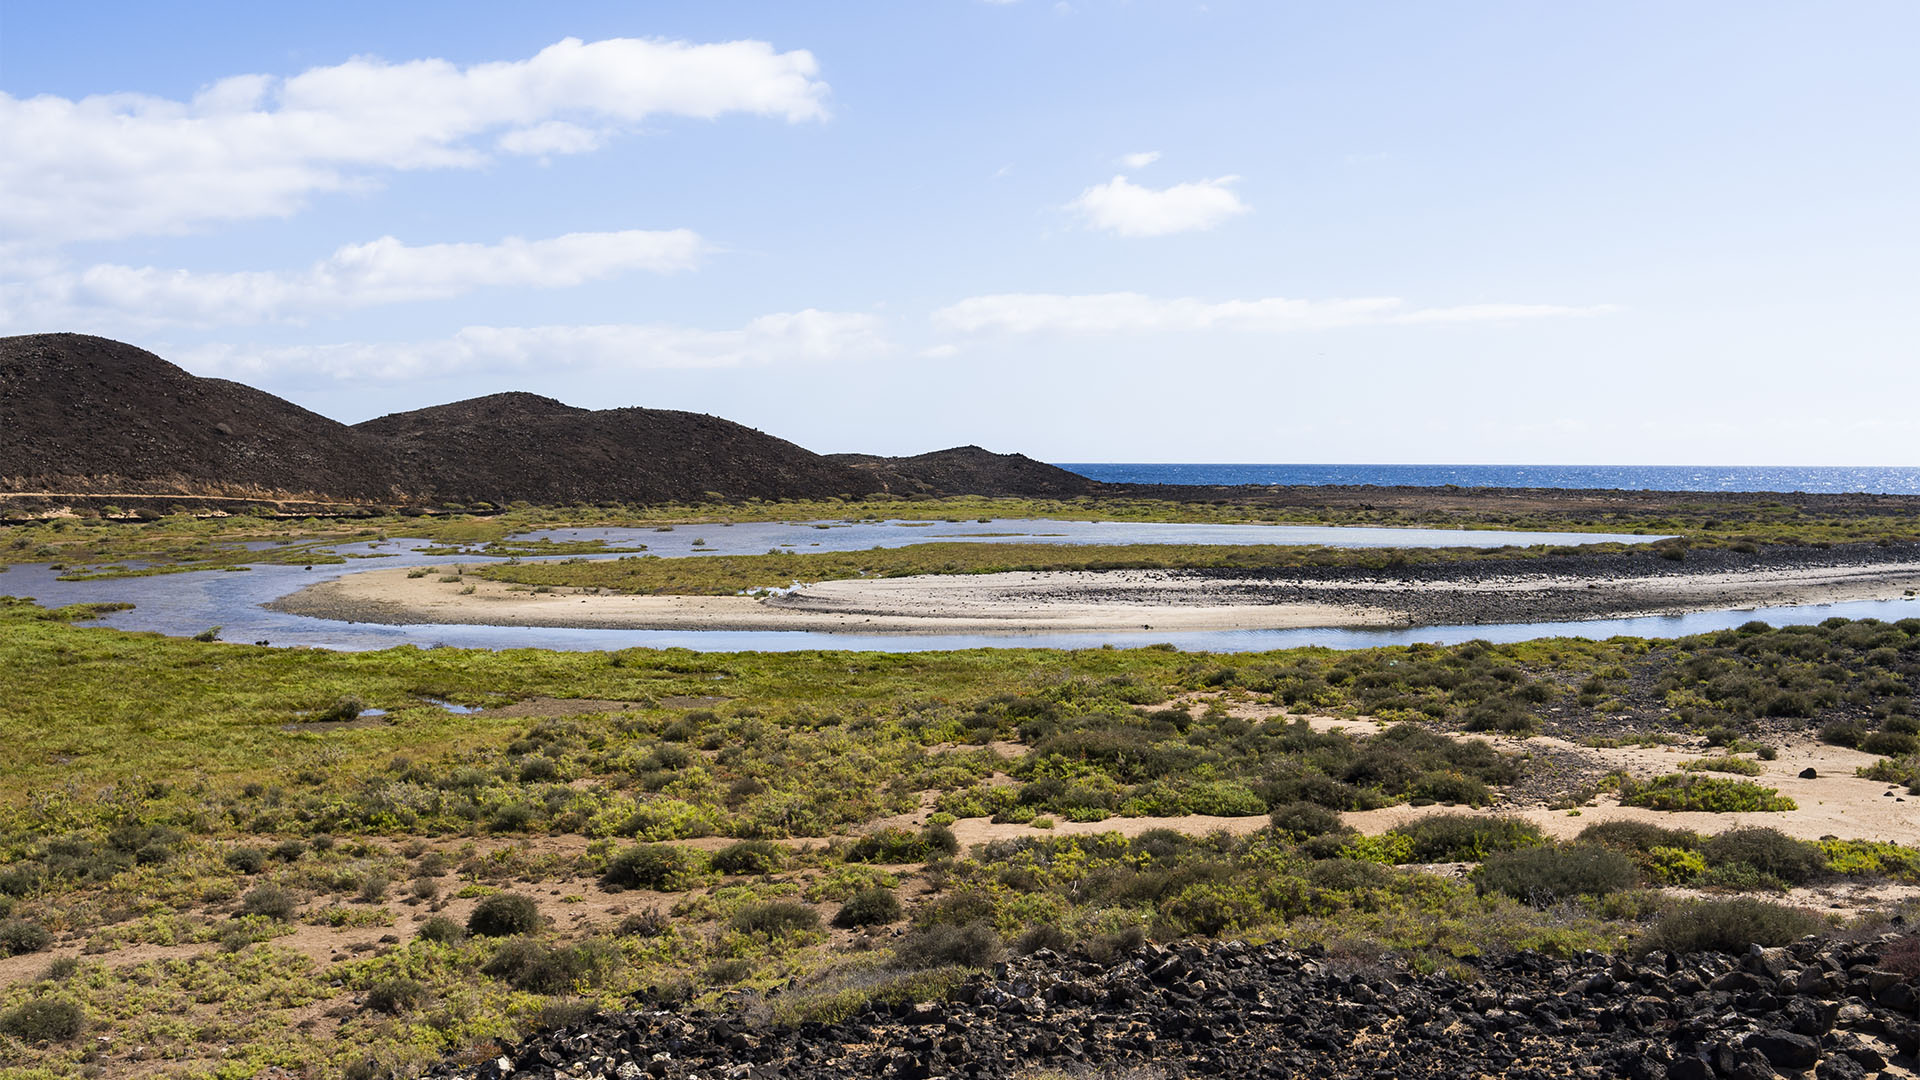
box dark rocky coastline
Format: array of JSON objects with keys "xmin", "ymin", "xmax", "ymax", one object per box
[{"xmin": 432, "ymin": 933, "xmax": 1920, "ymax": 1080}]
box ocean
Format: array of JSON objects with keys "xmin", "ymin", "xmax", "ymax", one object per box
[{"xmin": 1053, "ymin": 463, "xmax": 1920, "ymax": 495}]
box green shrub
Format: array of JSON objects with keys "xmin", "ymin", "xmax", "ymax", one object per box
[
  {"xmin": 1409, "ymin": 770, "xmax": 1492, "ymax": 806},
  {"xmin": 356, "ymin": 873, "xmax": 388, "ymax": 903},
  {"xmin": 1160, "ymin": 880, "xmax": 1265, "ymax": 935},
  {"xmin": 729, "ymin": 901, "xmax": 821, "ymax": 937},
  {"xmin": 467, "ymin": 892, "xmax": 542, "ymax": 937},
  {"xmin": 711, "ymin": 840, "xmax": 785, "ymax": 875},
  {"xmin": 601, "ymin": 844, "xmax": 704, "ymax": 891},
  {"xmin": 1577, "ymin": 820, "xmax": 1703, "ymax": 853},
  {"xmin": 270, "ymin": 839, "xmax": 308, "ymax": 862},
  {"xmin": 533, "ymin": 998, "xmax": 599, "ymax": 1032},
  {"xmin": 1012, "ymin": 923, "xmax": 1069, "ymax": 955},
  {"xmin": 1820, "ymin": 839, "xmax": 1920, "ymax": 880},
  {"xmin": 1618, "ymin": 775, "xmax": 1795, "ymax": 813},
  {"xmin": 1646, "ymin": 846, "xmax": 1708, "ymax": 885},
  {"xmin": 486, "ymin": 802, "xmax": 538, "ymax": 833},
  {"xmin": 417, "ymin": 916, "xmax": 466, "ymax": 944},
  {"xmin": 1864, "ymin": 731, "xmax": 1920, "ymax": 757},
  {"xmin": 831, "ymin": 887, "xmax": 903, "ymax": 928},
  {"xmin": 894, "ymin": 921, "xmax": 1003, "ymax": 970},
  {"xmin": 617, "ymin": 910, "xmax": 670, "ymax": 938},
  {"xmin": 240, "ymin": 884, "xmax": 297, "ymax": 921},
  {"xmin": 223, "ymin": 847, "xmax": 267, "ymax": 874},
  {"xmin": 0, "ymin": 998, "xmax": 84, "ymax": 1042},
  {"xmin": 703, "ymin": 958, "xmax": 753, "ymax": 984},
  {"xmin": 1255, "ymin": 766, "xmax": 1370, "ymax": 812},
  {"xmin": 1819, "ymin": 720, "xmax": 1867, "ymax": 747},
  {"xmin": 1305, "ymin": 858, "xmax": 1392, "ymax": 892},
  {"xmin": 1389, "ymin": 814, "xmax": 1544, "ymax": 862},
  {"xmin": 1463, "ymin": 699, "xmax": 1537, "ymax": 735},
  {"xmin": 38, "ymin": 956, "xmax": 78, "ymax": 982},
  {"xmin": 1269, "ymin": 801, "xmax": 1344, "ymax": 840},
  {"xmin": 0, "ymin": 919, "xmax": 52, "ymax": 956},
  {"xmin": 364, "ymin": 977, "xmax": 428, "ymax": 1014},
  {"xmin": 1644, "ymin": 897, "xmax": 1824, "ymax": 954},
  {"xmin": 314, "ymin": 696, "xmax": 365, "ymax": 723},
  {"xmin": 482, "ymin": 938, "xmax": 617, "ymax": 992},
  {"xmin": 847, "ymin": 827, "xmax": 933, "ymax": 864},
  {"xmin": 1474, "ymin": 845, "xmax": 1638, "ymax": 907},
  {"xmin": 1702, "ymin": 828, "xmax": 1826, "ymax": 886},
  {"xmin": 925, "ymin": 823, "xmax": 960, "ymax": 857}
]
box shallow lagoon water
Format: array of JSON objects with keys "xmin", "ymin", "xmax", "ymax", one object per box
[{"xmin": 7, "ymin": 516, "xmax": 1902, "ymax": 654}]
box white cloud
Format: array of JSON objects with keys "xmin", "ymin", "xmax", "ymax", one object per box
[
  {"xmin": 1068, "ymin": 173, "xmax": 1247, "ymax": 237},
  {"xmin": 0, "ymin": 37, "xmax": 828, "ymax": 247},
  {"xmin": 932, "ymin": 292, "xmax": 1617, "ymax": 334},
  {"xmin": 0, "ymin": 229, "xmax": 704, "ymax": 328},
  {"xmin": 496, "ymin": 120, "xmax": 604, "ymax": 157},
  {"xmin": 177, "ymin": 310, "xmax": 888, "ymax": 380},
  {"xmin": 919, "ymin": 343, "xmax": 961, "ymax": 359},
  {"xmin": 1118, "ymin": 150, "xmax": 1161, "ymax": 169}
]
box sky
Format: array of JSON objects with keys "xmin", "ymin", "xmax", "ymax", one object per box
[{"xmin": 1, "ymin": 1, "xmax": 1916, "ymax": 465}]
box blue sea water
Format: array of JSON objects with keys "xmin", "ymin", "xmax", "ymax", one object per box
[{"xmin": 1053, "ymin": 463, "xmax": 1920, "ymax": 495}]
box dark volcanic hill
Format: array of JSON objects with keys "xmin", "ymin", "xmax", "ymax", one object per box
[
  {"xmin": 356, "ymin": 394, "xmax": 883, "ymax": 505},
  {"xmin": 0, "ymin": 333, "xmax": 1095, "ymax": 511},
  {"xmin": 828, "ymin": 445, "xmax": 1102, "ymax": 497},
  {"xmin": 0, "ymin": 332, "xmax": 404, "ymax": 501}
]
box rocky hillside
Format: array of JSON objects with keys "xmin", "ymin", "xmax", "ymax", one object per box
[
  {"xmin": 355, "ymin": 393, "xmax": 882, "ymax": 506},
  {"xmin": 437, "ymin": 934, "xmax": 1920, "ymax": 1080},
  {"xmin": 0, "ymin": 332, "xmax": 404, "ymax": 502},
  {"xmin": 0, "ymin": 334, "xmax": 1078, "ymax": 510},
  {"xmin": 827, "ymin": 445, "xmax": 1102, "ymax": 498}
]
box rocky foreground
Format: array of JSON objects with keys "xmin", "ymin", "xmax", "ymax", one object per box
[{"xmin": 436, "ymin": 934, "xmax": 1920, "ymax": 1080}]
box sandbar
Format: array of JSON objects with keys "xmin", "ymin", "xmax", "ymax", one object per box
[{"xmin": 267, "ymin": 555, "xmax": 1920, "ymax": 635}]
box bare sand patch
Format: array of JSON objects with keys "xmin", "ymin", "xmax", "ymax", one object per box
[
  {"xmin": 1345, "ymin": 733, "xmax": 1919, "ymax": 845},
  {"xmin": 270, "ymin": 556, "xmax": 1920, "ymax": 635},
  {"xmin": 269, "ymin": 566, "xmax": 1397, "ymax": 633}
]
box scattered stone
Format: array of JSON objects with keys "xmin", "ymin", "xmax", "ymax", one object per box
[{"xmin": 425, "ymin": 932, "xmax": 1920, "ymax": 1080}]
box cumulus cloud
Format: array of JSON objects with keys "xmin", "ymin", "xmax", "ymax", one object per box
[
  {"xmin": 177, "ymin": 310, "xmax": 887, "ymax": 380},
  {"xmin": 1068, "ymin": 174, "xmax": 1247, "ymax": 237},
  {"xmin": 1117, "ymin": 150, "xmax": 1161, "ymax": 169},
  {"xmin": 0, "ymin": 230, "xmax": 705, "ymax": 328},
  {"xmin": 0, "ymin": 37, "xmax": 828, "ymax": 247},
  {"xmin": 932, "ymin": 292, "xmax": 1617, "ymax": 334}
]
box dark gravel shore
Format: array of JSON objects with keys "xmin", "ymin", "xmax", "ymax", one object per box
[
  {"xmin": 432, "ymin": 932, "xmax": 1920, "ymax": 1080},
  {"xmin": 1128, "ymin": 541, "xmax": 1920, "ymax": 626}
]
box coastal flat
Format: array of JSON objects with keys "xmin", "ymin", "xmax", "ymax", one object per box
[
  {"xmin": 268, "ymin": 566, "xmax": 1399, "ymax": 633},
  {"xmin": 269, "ymin": 557, "xmax": 1920, "ymax": 633}
]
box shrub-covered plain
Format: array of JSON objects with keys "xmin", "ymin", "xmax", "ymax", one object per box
[{"xmin": 4, "ymin": 595, "xmax": 1920, "ymax": 1076}]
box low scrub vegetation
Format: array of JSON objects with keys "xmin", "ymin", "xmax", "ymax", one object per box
[
  {"xmin": 3, "ymin": 595, "xmax": 1919, "ymax": 1075},
  {"xmin": 1617, "ymin": 774, "xmax": 1796, "ymax": 813},
  {"xmin": 1644, "ymin": 897, "xmax": 1826, "ymax": 954}
]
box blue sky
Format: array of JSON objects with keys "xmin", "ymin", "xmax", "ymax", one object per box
[{"xmin": 2, "ymin": 1, "xmax": 1915, "ymax": 464}]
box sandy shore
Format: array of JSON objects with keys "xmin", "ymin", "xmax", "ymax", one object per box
[
  {"xmin": 268, "ymin": 567, "xmax": 1400, "ymax": 633},
  {"xmin": 267, "ymin": 552, "xmax": 1920, "ymax": 634}
]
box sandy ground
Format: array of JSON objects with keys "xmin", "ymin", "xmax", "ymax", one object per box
[
  {"xmin": 1345, "ymin": 733, "xmax": 1920, "ymax": 845},
  {"xmin": 269, "ymin": 566, "xmax": 1399, "ymax": 633},
  {"xmin": 887, "ymin": 708, "xmax": 1920, "ymax": 852},
  {"xmin": 269, "ymin": 558, "xmax": 1920, "ymax": 634}
]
